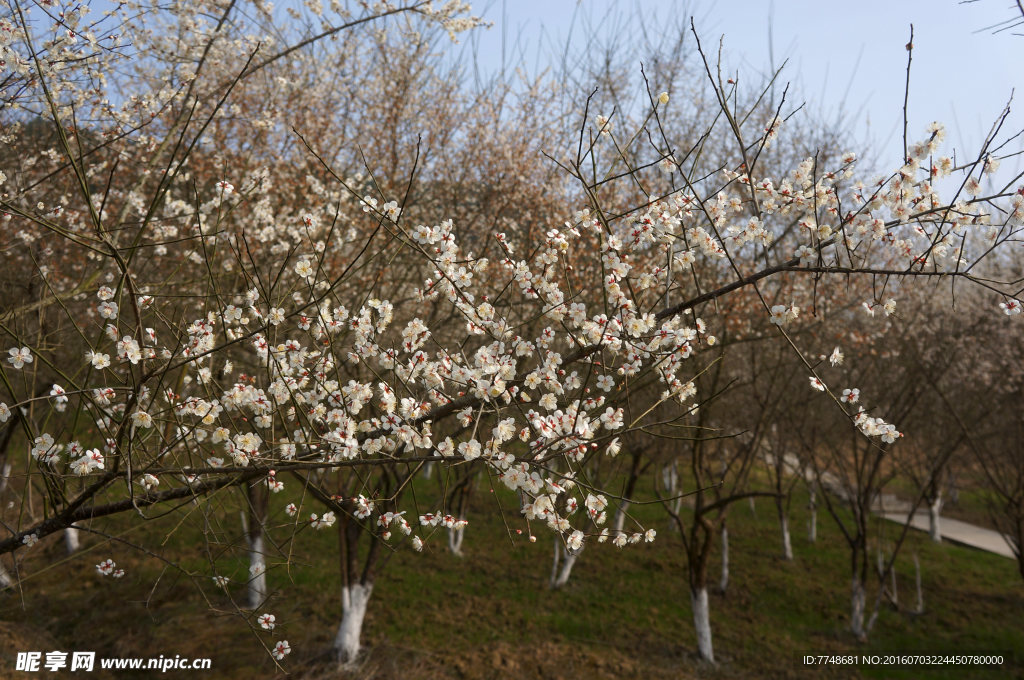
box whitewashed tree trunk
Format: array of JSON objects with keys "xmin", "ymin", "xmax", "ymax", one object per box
[
  {"xmin": 851, "ymin": 577, "xmax": 866, "ymax": 639},
  {"xmin": 913, "ymin": 553, "xmax": 924, "ymax": 614},
  {"xmin": 0, "ymin": 462, "xmax": 10, "ymax": 496},
  {"xmin": 690, "ymin": 586, "xmax": 714, "ymax": 662},
  {"xmin": 780, "ymin": 514, "xmax": 793, "ymax": 560},
  {"xmin": 662, "ymin": 463, "xmax": 683, "ymax": 515},
  {"xmin": 748, "ymin": 496, "xmax": 757, "ymax": 516},
  {"xmin": 719, "ymin": 524, "xmax": 729, "ymax": 593},
  {"xmin": 550, "ymin": 535, "xmax": 561, "ymax": 585},
  {"xmin": 550, "ymin": 541, "xmax": 581, "ymax": 589},
  {"xmin": 447, "ymin": 527, "xmax": 465, "ymax": 556},
  {"xmin": 335, "ymin": 583, "xmax": 373, "ymax": 667},
  {"xmin": 808, "ymin": 489, "xmax": 817, "ymax": 542},
  {"xmin": 662, "ymin": 463, "xmax": 677, "ymax": 494},
  {"xmin": 890, "ymin": 562, "xmax": 898, "ymax": 606},
  {"xmin": 928, "ymin": 494, "xmax": 943, "ymax": 543},
  {"xmin": 247, "ymin": 534, "xmax": 268, "ymax": 609},
  {"xmin": 422, "ymin": 461, "xmax": 433, "ymax": 480},
  {"xmin": 64, "ymin": 523, "xmax": 81, "ymax": 554},
  {"xmin": 612, "ymin": 500, "xmax": 630, "ymax": 534},
  {"xmin": 0, "ymin": 562, "xmax": 12, "ymax": 589}
]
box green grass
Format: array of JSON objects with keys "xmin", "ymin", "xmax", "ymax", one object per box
[{"xmin": 1, "ymin": 480, "xmax": 1021, "ymax": 679}]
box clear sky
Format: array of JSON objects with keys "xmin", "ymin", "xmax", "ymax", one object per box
[{"xmin": 457, "ymin": 0, "xmax": 1024, "ymax": 177}]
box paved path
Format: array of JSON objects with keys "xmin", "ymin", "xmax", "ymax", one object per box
[
  {"xmin": 873, "ymin": 497, "xmax": 1017, "ymax": 559},
  {"xmin": 766, "ymin": 453, "xmax": 1018, "ymax": 560}
]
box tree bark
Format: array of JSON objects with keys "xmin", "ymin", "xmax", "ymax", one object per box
[
  {"xmin": 612, "ymin": 499, "xmax": 630, "ymax": 534},
  {"xmin": 335, "ymin": 582, "xmax": 373, "ymax": 667},
  {"xmin": 243, "ymin": 481, "xmax": 269, "ymax": 609},
  {"xmin": 808, "ymin": 488, "xmax": 817, "ymax": 542},
  {"xmin": 64, "ymin": 524, "xmax": 81, "ymax": 554},
  {"xmin": 447, "ymin": 526, "xmax": 465, "ymax": 556},
  {"xmin": 719, "ymin": 523, "xmax": 729, "ymax": 593},
  {"xmin": 928, "ymin": 494, "xmax": 943, "ymax": 543},
  {"xmin": 691, "ymin": 586, "xmax": 714, "ymax": 662},
  {"xmin": 550, "ymin": 541, "xmax": 581, "ymax": 589},
  {"xmin": 778, "ymin": 500, "xmax": 793, "ymax": 560},
  {"xmin": 851, "ymin": 576, "xmax": 867, "ymax": 639},
  {"xmin": 914, "ymin": 552, "xmax": 924, "ymax": 614},
  {"xmin": 246, "ymin": 533, "xmax": 268, "ymax": 610}
]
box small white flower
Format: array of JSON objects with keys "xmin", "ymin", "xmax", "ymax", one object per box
[
  {"xmin": 294, "ymin": 260, "xmax": 314, "ymax": 280},
  {"xmin": 131, "ymin": 410, "xmax": 153, "ymax": 429},
  {"xmin": 7, "ymin": 346, "xmax": 33, "ymax": 369},
  {"xmin": 1000, "ymin": 299, "xmax": 1022, "ymax": 315},
  {"xmin": 272, "ymin": 640, "xmax": 291, "ymax": 660},
  {"xmin": 258, "ymin": 613, "xmax": 276, "ymax": 630},
  {"xmin": 809, "ymin": 376, "xmax": 826, "ymax": 392},
  {"xmin": 98, "ymin": 301, "xmax": 119, "ymax": 319},
  {"xmin": 88, "ymin": 351, "xmax": 111, "ymax": 369}
]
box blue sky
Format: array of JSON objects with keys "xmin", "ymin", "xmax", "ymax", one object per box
[{"xmin": 457, "ymin": 0, "xmax": 1024, "ymax": 175}]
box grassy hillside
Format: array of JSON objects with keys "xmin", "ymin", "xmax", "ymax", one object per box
[{"xmin": 1, "ymin": 482, "xmax": 1021, "ymax": 679}]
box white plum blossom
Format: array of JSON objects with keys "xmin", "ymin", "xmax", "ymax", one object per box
[
  {"xmin": 272, "ymin": 641, "xmax": 290, "ymax": 660},
  {"xmin": 1000, "ymin": 299, "xmax": 1022, "ymax": 315},
  {"xmin": 7, "ymin": 346, "xmax": 32, "ymax": 369}
]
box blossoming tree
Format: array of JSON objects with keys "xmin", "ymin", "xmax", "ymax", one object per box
[{"xmin": 1, "ymin": 0, "xmax": 1023, "ymax": 670}]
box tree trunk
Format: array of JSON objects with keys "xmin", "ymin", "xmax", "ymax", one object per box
[
  {"xmin": 719, "ymin": 523, "xmax": 729, "ymax": 593},
  {"xmin": 808, "ymin": 489, "xmax": 817, "ymax": 542},
  {"xmin": 447, "ymin": 526, "xmax": 465, "ymax": 556},
  {"xmin": 247, "ymin": 533, "xmax": 268, "ymax": 610},
  {"xmin": 335, "ymin": 582, "xmax": 373, "ymax": 667},
  {"xmin": 550, "ymin": 541, "xmax": 581, "ymax": 589},
  {"xmin": 64, "ymin": 524, "xmax": 81, "ymax": 554},
  {"xmin": 612, "ymin": 499, "xmax": 630, "ymax": 534},
  {"xmin": 914, "ymin": 552, "xmax": 924, "ymax": 614},
  {"xmin": 890, "ymin": 562, "xmax": 898, "ymax": 607},
  {"xmin": 851, "ymin": 577, "xmax": 867, "ymax": 639},
  {"xmin": 778, "ymin": 506, "xmax": 793, "ymax": 560},
  {"xmin": 690, "ymin": 586, "xmax": 714, "ymax": 663},
  {"xmin": 662, "ymin": 462, "xmax": 678, "ymax": 494},
  {"xmin": 0, "ymin": 562, "xmax": 12, "ymax": 589},
  {"xmin": 928, "ymin": 494, "xmax": 943, "ymax": 543},
  {"xmin": 244, "ymin": 484, "xmax": 269, "ymax": 609},
  {"xmin": 0, "ymin": 462, "xmax": 10, "ymax": 496},
  {"xmin": 662, "ymin": 463, "xmax": 682, "ymax": 515}
]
